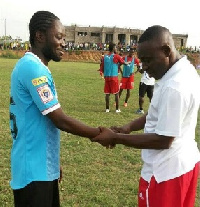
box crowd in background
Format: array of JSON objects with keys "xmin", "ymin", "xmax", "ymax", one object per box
[
  {"xmin": 64, "ymin": 42, "xmax": 138, "ymax": 52},
  {"xmin": 0, "ymin": 41, "xmax": 30, "ymax": 51},
  {"xmin": 0, "ymin": 38, "xmax": 200, "ymax": 54}
]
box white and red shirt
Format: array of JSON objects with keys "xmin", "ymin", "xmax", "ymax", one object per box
[{"xmin": 142, "ymin": 56, "xmax": 200, "ymax": 183}]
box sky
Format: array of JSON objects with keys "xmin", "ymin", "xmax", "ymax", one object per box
[{"xmin": 0, "ymin": 0, "xmax": 199, "ymax": 48}]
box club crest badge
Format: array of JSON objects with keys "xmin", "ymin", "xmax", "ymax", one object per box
[{"xmin": 37, "ymin": 84, "xmax": 53, "ymax": 103}]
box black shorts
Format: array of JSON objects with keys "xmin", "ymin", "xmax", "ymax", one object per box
[
  {"xmin": 13, "ymin": 179, "xmax": 60, "ymax": 207},
  {"xmin": 139, "ymin": 82, "xmax": 154, "ymax": 99}
]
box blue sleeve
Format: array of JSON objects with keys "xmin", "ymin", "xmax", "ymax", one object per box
[{"xmin": 19, "ymin": 60, "xmax": 59, "ymax": 112}]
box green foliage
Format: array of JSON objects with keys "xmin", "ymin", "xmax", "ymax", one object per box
[
  {"xmin": 0, "ymin": 59, "xmax": 199, "ymax": 206},
  {"xmin": 68, "ymin": 50, "xmax": 73, "ymax": 55},
  {"xmin": 75, "ymin": 50, "xmax": 82, "ymax": 55},
  {"xmin": 0, "ymin": 50, "xmax": 23, "ymax": 59}
]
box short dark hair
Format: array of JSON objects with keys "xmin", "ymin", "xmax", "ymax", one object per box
[
  {"xmin": 109, "ymin": 43, "xmax": 116, "ymax": 52},
  {"xmin": 29, "ymin": 11, "xmax": 60, "ymax": 46},
  {"xmin": 138, "ymin": 25, "xmax": 170, "ymax": 43}
]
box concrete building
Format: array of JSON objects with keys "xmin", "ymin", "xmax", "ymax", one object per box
[{"xmin": 65, "ymin": 25, "xmax": 188, "ymax": 49}]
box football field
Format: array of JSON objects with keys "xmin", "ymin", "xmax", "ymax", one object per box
[{"xmin": 0, "ymin": 58, "xmax": 199, "ymax": 206}]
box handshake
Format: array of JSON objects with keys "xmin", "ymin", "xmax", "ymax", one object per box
[{"xmin": 92, "ymin": 125, "xmax": 131, "ymax": 148}]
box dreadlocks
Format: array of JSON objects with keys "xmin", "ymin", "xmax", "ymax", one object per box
[{"xmin": 29, "ymin": 11, "xmax": 59, "ymax": 46}]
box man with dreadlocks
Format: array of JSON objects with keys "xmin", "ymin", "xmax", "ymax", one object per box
[
  {"xmin": 93, "ymin": 25, "xmax": 200, "ymax": 206},
  {"xmin": 9, "ymin": 11, "xmax": 100, "ymax": 207}
]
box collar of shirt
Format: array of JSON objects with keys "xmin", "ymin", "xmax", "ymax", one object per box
[
  {"xmin": 156, "ymin": 55, "xmax": 187, "ymax": 87},
  {"xmin": 26, "ymin": 52, "xmax": 51, "ymax": 73}
]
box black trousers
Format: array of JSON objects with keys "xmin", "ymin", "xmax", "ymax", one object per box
[{"xmin": 13, "ymin": 180, "xmax": 60, "ymax": 207}]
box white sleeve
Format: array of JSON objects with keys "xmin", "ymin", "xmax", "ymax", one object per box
[{"xmin": 155, "ymin": 87, "xmax": 188, "ymax": 137}]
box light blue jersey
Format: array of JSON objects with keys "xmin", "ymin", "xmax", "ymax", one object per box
[
  {"xmin": 9, "ymin": 52, "xmax": 60, "ymax": 189},
  {"xmin": 103, "ymin": 54, "xmax": 118, "ymax": 77},
  {"xmin": 122, "ymin": 56, "xmax": 135, "ymax": 77}
]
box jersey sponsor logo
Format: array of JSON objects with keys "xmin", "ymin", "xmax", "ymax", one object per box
[
  {"xmin": 32, "ymin": 76, "xmax": 48, "ymax": 86},
  {"xmin": 37, "ymin": 84, "xmax": 53, "ymax": 103},
  {"xmin": 139, "ymin": 192, "xmax": 144, "ymax": 200}
]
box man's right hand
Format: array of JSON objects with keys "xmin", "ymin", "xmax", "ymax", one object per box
[{"xmin": 110, "ymin": 125, "xmax": 130, "ymax": 134}]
